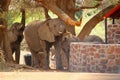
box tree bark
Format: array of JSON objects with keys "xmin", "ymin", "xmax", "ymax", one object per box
[
  {"xmin": 0, "ymin": 0, "xmax": 14, "ymax": 63},
  {"xmin": 0, "ymin": 25, "xmax": 5, "ymax": 44},
  {"xmin": 78, "ymin": 5, "xmax": 114, "ymax": 40},
  {"xmin": 3, "ymin": 29, "xmax": 14, "ymax": 62},
  {"xmin": 0, "ymin": 0, "xmax": 11, "ymax": 11},
  {"xmin": 56, "ymin": 0, "xmax": 76, "ymax": 35}
]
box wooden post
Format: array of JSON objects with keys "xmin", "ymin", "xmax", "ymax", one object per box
[
  {"xmin": 112, "ymin": 18, "xmax": 115, "ymax": 24},
  {"xmin": 105, "ymin": 18, "xmax": 108, "ymax": 44}
]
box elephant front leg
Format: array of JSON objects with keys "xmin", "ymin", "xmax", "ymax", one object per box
[
  {"xmin": 15, "ymin": 45, "xmax": 20, "ymax": 64},
  {"xmin": 30, "ymin": 49, "xmax": 40, "ymax": 68},
  {"xmin": 54, "ymin": 41, "xmax": 63, "ymax": 70},
  {"xmin": 64, "ymin": 51, "xmax": 69, "ymax": 70},
  {"xmin": 44, "ymin": 46, "xmax": 51, "ymax": 69},
  {"xmin": 40, "ymin": 40, "xmax": 50, "ymax": 69},
  {"xmin": 44, "ymin": 51, "xmax": 50, "ymax": 69}
]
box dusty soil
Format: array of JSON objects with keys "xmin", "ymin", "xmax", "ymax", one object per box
[
  {"xmin": 0, "ymin": 51, "xmax": 65, "ymax": 72},
  {"xmin": 1, "ymin": 49, "xmax": 120, "ymax": 80},
  {"xmin": 1, "ymin": 63, "xmax": 66, "ymax": 72},
  {"xmin": 0, "ymin": 72, "xmax": 120, "ymax": 80}
]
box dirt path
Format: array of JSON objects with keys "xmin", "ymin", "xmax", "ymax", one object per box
[
  {"xmin": 1, "ymin": 51, "xmax": 120, "ymax": 80},
  {"xmin": 17, "ymin": 50, "xmax": 55, "ymax": 69},
  {"xmin": 2, "ymin": 50, "xmax": 56, "ymax": 72},
  {"xmin": 0, "ymin": 72, "xmax": 120, "ymax": 80}
]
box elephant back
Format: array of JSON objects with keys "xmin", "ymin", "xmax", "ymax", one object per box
[{"xmin": 83, "ymin": 35, "xmax": 104, "ymax": 44}]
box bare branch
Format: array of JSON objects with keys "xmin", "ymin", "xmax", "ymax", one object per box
[
  {"xmin": 75, "ymin": 3, "xmax": 101, "ymax": 12},
  {"xmin": 0, "ymin": 0, "xmax": 11, "ymax": 11},
  {"xmin": 43, "ymin": 7, "xmax": 51, "ymax": 19},
  {"xmin": 35, "ymin": 0, "xmax": 82, "ymax": 26},
  {"xmin": 78, "ymin": 5, "xmax": 114, "ymax": 40}
]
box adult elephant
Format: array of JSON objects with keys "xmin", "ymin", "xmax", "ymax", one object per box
[{"xmin": 24, "ymin": 18, "xmax": 66, "ymax": 69}]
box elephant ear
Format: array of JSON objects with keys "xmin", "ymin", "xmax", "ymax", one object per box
[{"xmin": 38, "ymin": 23, "xmax": 55, "ymax": 42}]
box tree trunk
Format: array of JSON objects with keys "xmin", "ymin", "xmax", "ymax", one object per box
[
  {"xmin": 56, "ymin": 0, "xmax": 76, "ymax": 35},
  {"xmin": 0, "ymin": 0, "xmax": 14, "ymax": 63},
  {"xmin": 35, "ymin": 0, "xmax": 81, "ymax": 35},
  {"xmin": 3, "ymin": 29, "xmax": 14, "ymax": 62},
  {"xmin": 0, "ymin": 18, "xmax": 14, "ymax": 63},
  {"xmin": 78, "ymin": 5, "xmax": 114, "ymax": 40},
  {"xmin": 0, "ymin": 0, "xmax": 11, "ymax": 11}
]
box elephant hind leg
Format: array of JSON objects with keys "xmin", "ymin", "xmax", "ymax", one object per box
[
  {"xmin": 31, "ymin": 51, "xmax": 49, "ymax": 69},
  {"xmin": 30, "ymin": 50, "xmax": 40, "ymax": 68},
  {"xmin": 37, "ymin": 52, "xmax": 47, "ymax": 69},
  {"xmin": 15, "ymin": 45, "xmax": 20, "ymax": 64},
  {"xmin": 31, "ymin": 54, "xmax": 39, "ymax": 68}
]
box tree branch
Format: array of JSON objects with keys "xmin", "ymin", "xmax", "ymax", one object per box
[
  {"xmin": 78, "ymin": 5, "xmax": 114, "ymax": 40},
  {"xmin": 35, "ymin": 0, "xmax": 82, "ymax": 26},
  {"xmin": 43, "ymin": 7, "xmax": 51, "ymax": 19},
  {"xmin": 74, "ymin": 3, "xmax": 101, "ymax": 12},
  {"xmin": 0, "ymin": 0, "xmax": 11, "ymax": 11}
]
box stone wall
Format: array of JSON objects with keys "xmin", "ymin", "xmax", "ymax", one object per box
[
  {"xmin": 69, "ymin": 43, "xmax": 120, "ymax": 73},
  {"xmin": 107, "ymin": 24, "xmax": 120, "ymax": 44},
  {"xmin": 69, "ymin": 24, "xmax": 120, "ymax": 73}
]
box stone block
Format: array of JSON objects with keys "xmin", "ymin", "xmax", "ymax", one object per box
[{"xmin": 69, "ymin": 43, "xmax": 120, "ymax": 73}]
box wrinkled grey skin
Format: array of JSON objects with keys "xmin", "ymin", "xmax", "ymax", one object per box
[
  {"xmin": 83, "ymin": 35, "xmax": 104, "ymax": 44},
  {"xmin": 24, "ymin": 18, "xmax": 66, "ymax": 69},
  {"xmin": 61, "ymin": 34, "xmax": 104, "ymax": 55}
]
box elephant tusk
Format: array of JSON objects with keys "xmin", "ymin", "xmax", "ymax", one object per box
[{"xmin": 58, "ymin": 31, "xmax": 63, "ymax": 34}]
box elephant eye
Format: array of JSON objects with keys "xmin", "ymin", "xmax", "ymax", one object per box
[{"xmin": 54, "ymin": 25, "xmax": 56, "ymax": 28}]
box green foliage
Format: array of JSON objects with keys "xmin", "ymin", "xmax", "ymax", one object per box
[
  {"xmin": 90, "ymin": 21, "xmax": 105, "ymax": 40},
  {"xmin": 75, "ymin": 0, "xmax": 119, "ymax": 40},
  {"xmin": 75, "ymin": 10, "xmax": 83, "ymax": 19},
  {"xmin": 7, "ymin": 8, "xmax": 45, "ymax": 28},
  {"xmin": 75, "ymin": 8, "xmax": 103, "ymax": 39},
  {"xmin": 7, "ymin": 0, "xmax": 45, "ymax": 28},
  {"xmin": 7, "ymin": 10, "xmax": 21, "ymax": 28},
  {"xmin": 25, "ymin": 8, "xmax": 45, "ymax": 24}
]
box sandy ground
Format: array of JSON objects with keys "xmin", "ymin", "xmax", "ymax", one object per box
[
  {"xmin": 13, "ymin": 50, "xmax": 56, "ymax": 69},
  {"xmin": 12, "ymin": 51, "xmax": 29, "ymax": 64},
  {"xmin": 1, "ymin": 51, "xmax": 120, "ymax": 80},
  {"xmin": 0, "ymin": 72, "xmax": 120, "ymax": 80}
]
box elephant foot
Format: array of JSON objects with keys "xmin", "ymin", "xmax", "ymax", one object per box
[
  {"xmin": 43, "ymin": 66, "xmax": 50, "ymax": 70},
  {"xmin": 56, "ymin": 66, "xmax": 64, "ymax": 70},
  {"xmin": 33, "ymin": 65, "xmax": 40, "ymax": 68}
]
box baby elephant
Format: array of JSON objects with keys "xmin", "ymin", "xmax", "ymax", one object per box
[
  {"xmin": 83, "ymin": 35, "xmax": 104, "ymax": 44},
  {"xmin": 24, "ymin": 18, "xmax": 66, "ymax": 69},
  {"xmin": 60, "ymin": 33, "xmax": 104, "ymax": 69}
]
